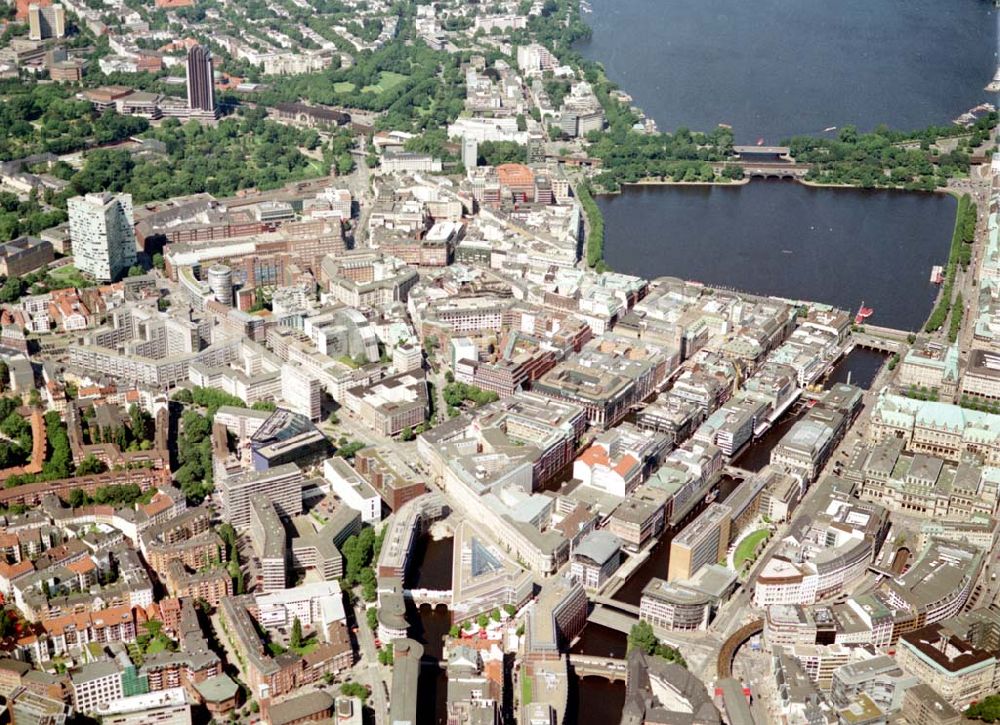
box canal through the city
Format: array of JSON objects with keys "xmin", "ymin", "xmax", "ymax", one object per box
[{"xmin": 404, "ymin": 534, "xmax": 453, "ymax": 724}]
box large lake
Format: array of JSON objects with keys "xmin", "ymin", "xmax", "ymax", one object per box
[
  {"xmin": 600, "ymin": 181, "xmax": 956, "ymax": 331},
  {"xmin": 577, "ymin": 0, "xmax": 997, "ymax": 143}
]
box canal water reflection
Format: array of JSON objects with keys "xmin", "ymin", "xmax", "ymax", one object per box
[
  {"xmin": 565, "ymin": 675, "xmax": 627, "ymax": 725},
  {"xmin": 599, "ymin": 182, "xmax": 955, "ymax": 332},
  {"xmin": 570, "ymin": 623, "xmax": 628, "ymax": 659},
  {"xmin": 612, "ymin": 475, "xmax": 740, "ymax": 607},
  {"xmin": 404, "ymin": 535, "xmax": 453, "ymax": 723}
]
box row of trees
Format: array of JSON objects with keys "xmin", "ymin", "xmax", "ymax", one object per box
[
  {"xmin": 576, "ymin": 181, "xmax": 604, "ymax": 269},
  {"xmin": 341, "ymin": 526, "xmax": 386, "ymax": 602},
  {"xmin": 790, "ymin": 119, "xmax": 996, "ymax": 190},
  {"xmin": 443, "ymin": 382, "xmax": 500, "ymax": 410},
  {"xmin": 926, "ymin": 194, "xmax": 975, "ymax": 333},
  {"xmin": 0, "ymin": 398, "xmax": 32, "ymax": 470},
  {"xmin": 65, "ymin": 483, "xmax": 150, "ymax": 508},
  {"xmin": 172, "ymin": 386, "xmax": 247, "ymax": 417},
  {"xmin": 966, "ymin": 695, "xmax": 1000, "ymax": 722},
  {"xmin": 587, "ymin": 125, "xmax": 735, "ymax": 193},
  {"xmin": 175, "ymin": 410, "xmax": 213, "ymax": 505}
]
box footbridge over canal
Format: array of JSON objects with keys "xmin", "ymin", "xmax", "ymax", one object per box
[
  {"xmin": 587, "ymin": 596, "xmax": 640, "ymax": 635},
  {"xmin": 567, "ymin": 654, "xmax": 628, "ymax": 682},
  {"xmin": 404, "ymin": 588, "xmax": 453, "ymax": 607}
]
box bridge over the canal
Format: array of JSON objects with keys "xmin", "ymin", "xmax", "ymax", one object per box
[
  {"xmin": 713, "ymin": 161, "xmax": 812, "ymax": 179},
  {"xmin": 732, "ymin": 145, "xmax": 792, "ymax": 158},
  {"xmin": 567, "ymin": 654, "xmax": 628, "ymax": 682},
  {"xmin": 587, "ymin": 596, "xmax": 640, "ymax": 634},
  {"xmin": 404, "ymin": 588, "xmax": 453, "ymax": 607}
]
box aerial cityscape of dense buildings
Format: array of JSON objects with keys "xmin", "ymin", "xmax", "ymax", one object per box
[{"xmin": 0, "ymin": 0, "xmax": 997, "ymax": 724}]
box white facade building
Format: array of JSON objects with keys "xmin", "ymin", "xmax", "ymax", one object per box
[
  {"xmin": 281, "ymin": 362, "xmax": 322, "ymax": 421},
  {"xmin": 68, "ymin": 193, "xmax": 137, "ymax": 281}
]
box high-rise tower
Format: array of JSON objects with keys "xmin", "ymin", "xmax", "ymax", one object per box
[{"xmin": 185, "ymin": 44, "xmax": 216, "ymax": 113}]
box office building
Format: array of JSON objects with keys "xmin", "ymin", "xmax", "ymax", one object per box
[
  {"xmin": 640, "ymin": 566, "xmax": 736, "ymax": 632},
  {"xmin": 96, "ymin": 688, "xmax": 191, "ymax": 725},
  {"xmin": 68, "ymin": 193, "xmax": 137, "ymax": 282},
  {"xmin": 900, "ymin": 684, "xmax": 962, "ymax": 725},
  {"xmin": 219, "ymin": 462, "xmax": 304, "ymax": 528},
  {"xmin": 8, "ymin": 688, "xmax": 68, "ymax": 725},
  {"xmin": 897, "ymin": 622, "xmax": 997, "ymax": 710},
  {"xmin": 568, "ymin": 530, "xmax": 621, "ymax": 591},
  {"xmin": 27, "ymin": 2, "xmax": 64, "ymax": 39},
  {"xmin": 388, "ymin": 640, "xmax": 422, "ymax": 725},
  {"xmin": 667, "ymin": 503, "xmax": 731, "ymax": 582},
  {"xmin": 281, "ymin": 363, "xmax": 322, "ymax": 422},
  {"xmin": 462, "ymin": 136, "xmax": 478, "ymax": 170},
  {"xmin": 250, "ymin": 498, "xmax": 287, "ymax": 592},
  {"xmin": 323, "ymin": 457, "xmax": 382, "ymax": 523},
  {"xmin": 71, "ymin": 662, "xmax": 123, "ymax": 714},
  {"xmin": 185, "ymin": 45, "xmax": 215, "ymax": 113},
  {"xmin": 523, "ymin": 577, "xmax": 587, "ymax": 658},
  {"xmin": 207, "ymin": 264, "xmax": 233, "ymax": 307}
]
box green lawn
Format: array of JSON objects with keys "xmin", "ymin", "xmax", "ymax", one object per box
[
  {"xmin": 521, "ymin": 674, "xmax": 532, "ymax": 705},
  {"xmin": 290, "ymin": 635, "xmax": 319, "ymax": 656},
  {"xmin": 333, "ymin": 81, "xmax": 356, "ymax": 93},
  {"xmin": 145, "ymin": 636, "xmax": 171, "ymax": 655},
  {"xmin": 47, "ymin": 264, "xmax": 92, "ymax": 290},
  {"xmin": 361, "ymin": 71, "xmax": 408, "ymax": 94},
  {"xmin": 734, "ymin": 529, "xmax": 770, "ymax": 570}
]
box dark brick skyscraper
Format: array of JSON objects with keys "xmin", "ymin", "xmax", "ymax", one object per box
[{"xmin": 186, "ymin": 44, "xmax": 216, "ymax": 112}]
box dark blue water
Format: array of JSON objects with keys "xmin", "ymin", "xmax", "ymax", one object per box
[
  {"xmin": 577, "ymin": 0, "xmax": 997, "ymax": 143},
  {"xmin": 600, "ymin": 181, "xmax": 956, "ymax": 331}
]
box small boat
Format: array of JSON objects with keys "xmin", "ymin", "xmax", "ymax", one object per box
[
  {"xmin": 782, "ymin": 249, "xmax": 793, "ymax": 254},
  {"xmin": 854, "ymin": 301, "xmax": 874, "ymax": 325},
  {"xmin": 705, "ymin": 489, "xmax": 718, "ymax": 504},
  {"xmin": 823, "ymin": 126, "xmax": 837, "ymax": 133},
  {"xmin": 756, "ymin": 137, "xmax": 765, "ymax": 146},
  {"xmin": 930, "ymin": 265, "xmax": 944, "ymax": 284}
]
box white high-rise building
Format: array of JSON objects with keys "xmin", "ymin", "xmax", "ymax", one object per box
[
  {"xmin": 68, "ymin": 193, "xmax": 137, "ymax": 282},
  {"xmin": 281, "ymin": 362, "xmax": 322, "ymax": 421},
  {"xmin": 28, "ymin": 3, "xmax": 65, "ymax": 40},
  {"xmin": 462, "ymin": 136, "xmax": 478, "ymax": 170}
]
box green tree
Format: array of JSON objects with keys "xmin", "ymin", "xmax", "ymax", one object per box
[
  {"xmin": 966, "ymin": 695, "xmax": 1000, "ymax": 722},
  {"xmin": 290, "ymin": 616, "xmax": 303, "ymax": 649},
  {"xmin": 76, "ymin": 454, "xmax": 107, "ymax": 476},
  {"xmin": 627, "ymin": 621, "xmax": 658, "ymax": 655},
  {"xmin": 340, "ymin": 682, "xmax": 369, "ymax": 699}
]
